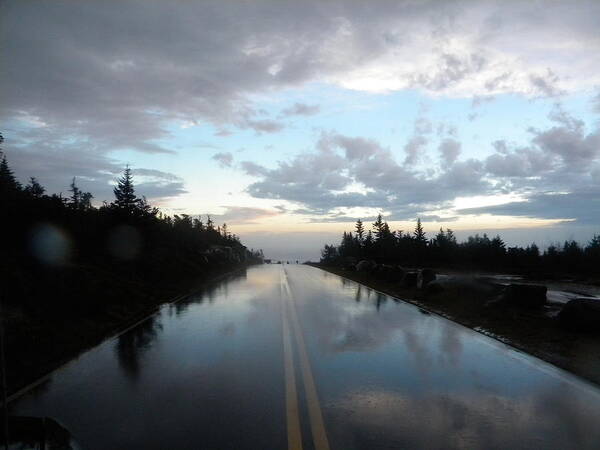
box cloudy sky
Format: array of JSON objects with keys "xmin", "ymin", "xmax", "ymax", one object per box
[{"xmin": 1, "ymin": 0, "xmax": 600, "ymax": 260}]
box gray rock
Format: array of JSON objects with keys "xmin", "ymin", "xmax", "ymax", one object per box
[
  {"xmin": 425, "ymin": 279, "xmax": 445, "ymax": 295},
  {"xmin": 402, "ymin": 272, "xmax": 418, "ymax": 288},
  {"xmin": 558, "ymin": 298, "xmax": 600, "ymax": 332},
  {"xmin": 356, "ymin": 260, "xmax": 375, "ymax": 272},
  {"xmin": 418, "ymin": 268, "xmax": 436, "ymax": 288},
  {"xmin": 502, "ymin": 283, "xmax": 547, "ymax": 308},
  {"xmin": 373, "ymin": 264, "xmax": 401, "ymax": 281},
  {"xmin": 424, "ymin": 275, "xmax": 502, "ymax": 300}
]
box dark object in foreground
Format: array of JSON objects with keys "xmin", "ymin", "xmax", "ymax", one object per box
[
  {"xmin": 502, "ymin": 283, "xmax": 547, "ymax": 308},
  {"xmin": 418, "ymin": 268, "xmax": 436, "ymax": 287},
  {"xmin": 0, "ymin": 415, "xmax": 76, "ymax": 449},
  {"xmin": 559, "ymin": 298, "xmax": 600, "ymax": 332},
  {"xmin": 402, "ymin": 272, "xmax": 418, "ymax": 288}
]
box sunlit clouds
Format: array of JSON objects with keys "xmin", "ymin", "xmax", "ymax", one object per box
[{"xmin": 1, "ymin": 0, "xmax": 600, "ymax": 258}]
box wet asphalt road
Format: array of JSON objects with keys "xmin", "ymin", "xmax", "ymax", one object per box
[{"xmin": 9, "ymin": 264, "xmax": 600, "ymax": 449}]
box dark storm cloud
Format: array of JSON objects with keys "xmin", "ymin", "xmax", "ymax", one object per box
[
  {"xmin": 458, "ymin": 191, "xmax": 600, "ymax": 225},
  {"xmin": 483, "ymin": 106, "xmax": 600, "ymax": 190},
  {"xmin": 3, "ymin": 0, "xmax": 598, "ymax": 146},
  {"xmin": 530, "ymin": 110, "xmax": 600, "ymax": 167},
  {"xmin": 242, "ymin": 101, "xmax": 600, "ymax": 223},
  {"xmin": 2, "ymin": 0, "xmax": 600, "ymax": 213},
  {"xmin": 4, "ymin": 131, "xmax": 186, "ymax": 203},
  {"xmin": 243, "ymin": 132, "xmax": 489, "ymax": 220}
]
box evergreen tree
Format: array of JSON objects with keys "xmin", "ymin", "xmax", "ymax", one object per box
[
  {"xmin": 585, "ymin": 234, "xmax": 600, "ymax": 264},
  {"xmin": 69, "ymin": 177, "xmax": 93, "ymax": 210},
  {"xmin": 445, "ymin": 228, "xmax": 457, "ymax": 245},
  {"xmin": 69, "ymin": 177, "xmax": 81, "ymax": 208},
  {"xmin": 413, "ymin": 218, "xmax": 427, "ymax": 246},
  {"xmin": 193, "ymin": 217, "xmax": 204, "ymax": 231},
  {"xmin": 112, "ymin": 166, "xmax": 140, "ymax": 212},
  {"xmin": 24, "ymin": 177, "xmax": 45, "ymax": 198},
  {"xmin": 0, "ymin": 135, "xmax": 21, "ymax": 194},
  {"xmin": 372, "ymin": 214, "xmax": 386, "ymax": 241},
  {"xmin": 80, "ymin": 191, "xmax": 94, "ymax": 210},
  {"xmin": 363, "ymin": 230, "xmax": 374, "ymax": 257},
  {"xmin": 433, "ymin": 228, "xmax": 446, "ymax": 245},
  {"xmin": 320, "ymin": 244, "xmax": 339, "ymax": 264},
  {"xmin": 355, "ymin": 219, "xmax": 365, "ymax": 243}
]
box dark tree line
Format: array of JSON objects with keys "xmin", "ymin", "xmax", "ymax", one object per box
[
  {"xmin": 0, "ymin": 137, "xmax": 262, "ymax": 313},
  {"xmin": 321, "ymin": 214, "xmax": 600, "ymax": 277}
]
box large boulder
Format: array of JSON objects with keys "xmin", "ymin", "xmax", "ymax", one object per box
[
  {"xmin": 424, "ymin": 275, "xmax": 503, "ymax": 301},
  {"xmin": 401, "ymin": 272, "xmax": 418, "ymax": 288},
  {"xmin": 341, "ymin": 257, "xmax": 358, "ymax": 271},
  {"xmin": 558, "ymin": 298, "xmax": 600, "ymax": 332},
  {"xmin": 393, "ymin": 265, "xmax": 406, "ymax": 281},
  {"xmin": 373, "ymin": 264, "xmax": 401, "ymax": 281},
  {"xmin": 418, "ymin": 268, "xmax": 436, "ymax": 288},
  {"xmin": 356, "ymin": 260, "xmax": 375, "ymax": 272},
  {"xmin": 502, "ymin": 283, "xmax": 547, "ymax": 308}
]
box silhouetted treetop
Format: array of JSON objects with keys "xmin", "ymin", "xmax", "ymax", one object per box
[
  {"xmin": 112, "ymin": 166, "xmax": 141, "ymax": 213},
  {"xmin": 0, "ymin": 136, "xmax": 21, "ymax": 194},
  {"xmin": 413, "ymin": 218, "xmax": 427, "ymax": 245},
  {"xmin": 24, "ymin": 177, "xmax": 45, "ymax": 198},
  {"xmin": 321, "ymin": 215, "xmax": 600, "ymax": 276}
]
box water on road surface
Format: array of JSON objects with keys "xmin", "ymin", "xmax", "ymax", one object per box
[{"xmin": 9, "ymin": 265, "xmax": 600, "ymax": 449}]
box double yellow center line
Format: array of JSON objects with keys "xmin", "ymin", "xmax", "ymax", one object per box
[{"xmin": 280, "ymin": 269, "xmax": 330, "ymax": 450}]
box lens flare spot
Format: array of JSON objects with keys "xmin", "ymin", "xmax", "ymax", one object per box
[{"xmin": 30, "ymin": 223, "xmax": 71, "ymax": 265}]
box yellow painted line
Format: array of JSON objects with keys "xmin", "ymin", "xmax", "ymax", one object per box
[
  {"xmin": 281, "ymin": 274, "xmax": 303, "ymax": 450},
  {"xmin": 283, "ymin": 270, "xmax": 331, "ymax": 450}
]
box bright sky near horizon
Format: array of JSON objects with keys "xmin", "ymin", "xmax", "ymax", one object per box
[{"xmin": 1, "ymin": 0, "xmax": 600, "ymax": 260}]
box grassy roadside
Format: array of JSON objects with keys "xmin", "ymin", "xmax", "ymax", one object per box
[
  {"xmin": 312, "ymin": 264, "xmax": 600, "ymax": 387},
  {"xmin": 4, "ymin": 263, "xmax": 254, "ymax": 399}
]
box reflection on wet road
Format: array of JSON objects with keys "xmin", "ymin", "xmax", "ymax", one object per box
[{"xmin": 9, "ymin": 265, "xmax": 600, "ymax": 449}]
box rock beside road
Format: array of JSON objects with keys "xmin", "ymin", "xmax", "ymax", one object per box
[
  {"xmin": 424, "ymin": 275, "xmax": 500, "ymax": 299},
  {"xmin": 418, "ymin": 268, "xmax": 436, "ymax": 288},
  {"xmin": 356, "ymin": 260, "xmax": 375, "ymax": 272},
  {"xmin": 558, "ymin": 298, "xmax": 600, "ymax": 332},
  {"xmin": 373, "ymin": 264, "xmax": 405, "ymax": 281},
  {"xmin": 402, "ymin": 272, "xmax": 418, "ymax": 288},
  {"xmin": 502, "ymin": 284, "xmax": 547, "ymax": 308}
]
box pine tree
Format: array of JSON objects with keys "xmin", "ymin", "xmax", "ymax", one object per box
[
  {"xmin": 112, "ymin": 166, "xmax": 140, "ymax": 212},
  {"xmin": 0, "ymin": 135, "xmax": 22, "ymax": 194},
  {"xmin": 80, "ymin": 191, "xmax": 94, "ymax": 210},
  {"xmin": 355, "ymin": 219, "xmax": 365, "ymax": 243},
  {"xmin": 69, "ymin": 177, "xmax": 81, "ymax": 208},
  {"xmin": 193, "ymin": 217, "xmax": 204, "ymax": 231},
  {"xmin": 445, "ymin": 228, "xmax": 457, "ymax": 245},
  {"xmin": 69, "ymin": 177, "xmax": 94, "ymax": 210},
  {"xmin": 413, "ymin": 218, "xmax": 427, "ymax": 246},
  {"xmin": 372, "ymin": 213, "xmax": 386, "ymax": 242},
  {"xmin": 364, "ymin": 230, "xmax": 374, "ymax": 257},
  {"xmin": 24, "ymin": 177, "xmax": 45, "ymax": 198}
]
